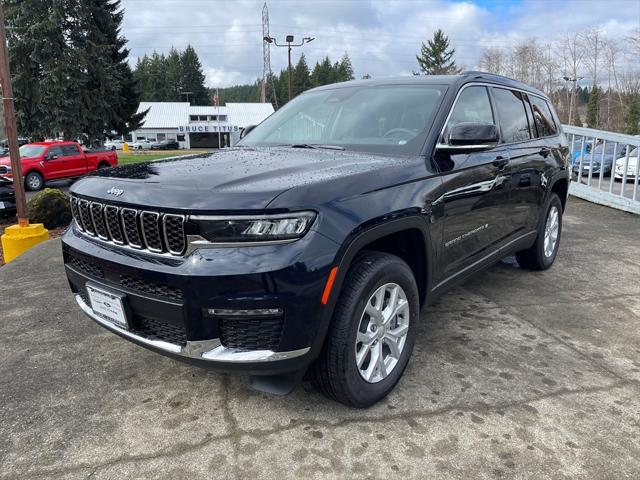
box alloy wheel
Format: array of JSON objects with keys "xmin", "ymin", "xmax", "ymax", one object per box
[
  {"xmin": 355, "ymin": 283, "xmax": 410, "ymax": 383},
  {"xmin": 543, "ymin": 205, "xmax": 559, "ymax": 258}
]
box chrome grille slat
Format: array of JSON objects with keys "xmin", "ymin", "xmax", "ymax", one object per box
[
  {"xmin": 104, "ymin": 205, "xmax": 124, "ymax": 245},
  {"xmin": 90, "ymin": 202, "xmax": 109, "ymax": 240},
  {"xmin": 69, "ymin": 195, "xmax": 186, "ymax": 256},
  {"xmin": 121, "ymin": 208, "xmax": 143, "ymax": 248},
  {"xmin": 78, "ymin": 200, "xmax": 95, "ymax": 235},
  {"xmin": 141, "ymin": 211, "xmax": 163, "ymax": 253},
  {"xmin": 163, "ymin": 214, "xmax": 186, "ymax": 255},
  {"xmin": 70, "ymin": 197, "xmax": 83, "ymax": 231}
]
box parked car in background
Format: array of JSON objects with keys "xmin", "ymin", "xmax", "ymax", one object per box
[
  {"xmin": 572, "ymin": 140, "xmax": 618, "ymax": 176},
  {"xmin": 0, "ymin": 138, "xmax": 30, "ymax": 156},
  {"xmin": 0, "ymin": 175, "xmax": 16, "ymax": 218},
  {"xmin": 150, "ymin": 139, "xmax": 179, "ymax": 150},
  {"xmin": 128, "ymin": 140, "xmax": 153, "ymax": 150},
  {"xmin": 571, "ymin": 136, "xmax": 593, "ymax": 165},
  {"xmin": 615, "ymin": 147, "xmax": 639, "ymax": 180},
  {"xmin": 0, "ymin": 141, "xmax": 118, "ymax": 191},
  {"xmin": 62, "ymin": 72, "xmax": 570, "ymax": 407},
  {"xmin": 104, "ymin": 139, "xmax": 125, "ymax": 151}
]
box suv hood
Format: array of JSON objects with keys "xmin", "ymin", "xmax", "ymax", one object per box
[{"xmin": 71, "ymin": 147, "xmax": 425, "ymax": 212}]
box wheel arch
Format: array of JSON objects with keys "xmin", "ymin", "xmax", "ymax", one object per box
[
  {"xmin": 329, "ymin": 216, "xmax": 433, "ymax": 310},
  {"xmin": 550, "ymin": 176, "xmax": 569, "ymax": 212},
  {"xmin": 23, "ymin": 168, "xmax": 45, "ymax": 184}
]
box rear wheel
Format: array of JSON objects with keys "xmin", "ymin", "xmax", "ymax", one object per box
[
  {"xmin": 97, "ymin": 162, "xmax": 110, "ymax": 170},
  {"xmin": 516, "ymin": 193, "xmax": 563, "ymax": 270},
  {"xmin": 24, "ymin": 171, "xmax": 44, "ymax": 191},
  {"xmin": 310, "ymin": 251, "xmax": 419, "ymax": 407}
]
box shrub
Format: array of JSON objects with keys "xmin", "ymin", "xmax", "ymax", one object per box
[{"xmin": 26, "ymin": 188, "xmax": 71, "ymax": 229}]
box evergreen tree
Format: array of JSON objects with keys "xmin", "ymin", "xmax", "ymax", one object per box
[
  {"xmin": 336, "ymin": 53, "xmax": 355, "ymax": 82},
  {"xmin": 310, "ymin": 57, "xmax": 334, "ymax": 87},
  {"xmin": 5, "ymin": 0, "xmax": 144, "ymax": 142},
  {"xmin": 625, "ymin": 97, "xmax": 640, "ymax": 135},
  {"xmin": 416, "ymin": 29, "xmax": 460, "ymax": 75},
  {"xmin": 164, "ymin": 48, "xmax": 183, "ymax": 101},
  {"xmin": 292, "ymin": 54, "xmax": 310, "ymax": 97},
  {"xmin": 74, "ymin": 0, "xmax": 146, "ymax": 143},
  {"xmin": 586, "ymin": 86, "xmax": 600, "ymax": 128},
  {"xmin": 180, "ymin": 45, "xmax": 208, "ymax": 105},
  {"xmin": 147, "ymin": 52, "xmax": 168, "ymax": 101}
]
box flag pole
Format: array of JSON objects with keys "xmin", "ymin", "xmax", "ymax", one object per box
[{"xmin": 216, "ymin": 88, "xmax": 221, "ymax": 149}]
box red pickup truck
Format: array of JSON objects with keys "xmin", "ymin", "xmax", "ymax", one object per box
[{"xmin": 0, "ymin": 141, "xmax": 118, "ymax": 191}]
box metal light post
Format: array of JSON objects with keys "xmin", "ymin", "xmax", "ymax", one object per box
[
  {"xmin": 563, "ymin": 75, "xmax": 583, "ymax": 126},
  {"xmin": 0, "ymin": 4, "xmax": 27, "ymax": 226},
  {"xmin": 263, "ymin": 35, "xmax": 314, "ymax": 101}
]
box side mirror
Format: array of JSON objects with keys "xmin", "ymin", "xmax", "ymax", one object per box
[
  {"xmin": 240, "ymin": 125, "xmax": 257, "ymax": 139},
  {"xmin": 436, "ymin": 122, "xmax": 499, "ymax": 152}
]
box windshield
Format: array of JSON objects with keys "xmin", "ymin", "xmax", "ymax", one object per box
[
  {"xmin": 19, "ymin": 145, "xmax": 46, "ymax": 158},
  {"xmin": 239, "ymin": 84, "xmax": 447, "ymax": 155}
]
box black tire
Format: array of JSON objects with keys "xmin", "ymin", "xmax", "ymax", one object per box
[
  {"xmin": 24, "ymin": 171, "xmax": 44, "ymax": 191},
  {"xmin": 97, "ymin": 162, "xmax": 110, "ymax": 170},
  {"xmin": 310, "ymin": 251, "xmax": 420, "ymax": 408},
  {"xmin": 516, "ymin": 193, "xmax": 563, "ymax": 270}
]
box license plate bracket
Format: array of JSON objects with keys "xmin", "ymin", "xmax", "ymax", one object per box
[{"xmin": 86, "ymin": 283, "xmax": 129, "ymax": 329}]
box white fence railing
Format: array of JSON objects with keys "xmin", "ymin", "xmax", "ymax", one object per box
[{"xmin": 563, "ymin": 125, "xmax": 640, "ymax": 214}]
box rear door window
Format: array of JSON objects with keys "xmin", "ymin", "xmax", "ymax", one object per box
[
  {"xmin": 443, "ymin": 86, "xmax": 494, "ymax": 142},
  {"xmin": 492, "ymin": 88, "xmax": 532, "ymax": 143},
  {"xmin": 529, "ymin": 96, "xmax": 558, "ymax": 137},
  {"xmin": 61, "ymin": 144, "xmax": 81, "ymax": 156}
]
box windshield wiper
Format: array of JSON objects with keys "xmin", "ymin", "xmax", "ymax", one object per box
[{"xmin": 289, "ymin": 143, "xmax": 345, "ymax": 151}]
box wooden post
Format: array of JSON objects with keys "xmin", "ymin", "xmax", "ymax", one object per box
[{"xmin": 0, "ymin": 4, "xmax": 27, "ymax": 226}]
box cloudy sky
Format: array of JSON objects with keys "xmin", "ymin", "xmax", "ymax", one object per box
[{"xmin": 120, "ymin": 0, "xmax": 640, "ymax": 87}]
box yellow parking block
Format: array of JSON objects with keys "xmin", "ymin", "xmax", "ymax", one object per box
[{"xmin": 1, "ymin": 223, "xmax": 49, "ymax": 263}]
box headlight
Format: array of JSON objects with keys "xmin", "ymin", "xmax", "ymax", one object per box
[{"xmin": 189, "ymin": 211, "xmax": 316, "ymax": 244}]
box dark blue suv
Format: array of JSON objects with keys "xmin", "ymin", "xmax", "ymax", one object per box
[{"xmin": 62, "ymin": 72, "xmax": 570, "ymax": 407}]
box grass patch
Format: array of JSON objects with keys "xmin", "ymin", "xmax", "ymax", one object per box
[{"xmin": 117, "ymin": 150, "xmax": 207, "ymax": 166}]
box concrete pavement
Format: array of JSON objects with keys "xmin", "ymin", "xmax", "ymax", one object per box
[{"xmin": 1, "ymin": 197, "xmax": 639, "ymax": 479}]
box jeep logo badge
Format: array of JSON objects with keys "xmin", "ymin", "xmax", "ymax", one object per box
[{"xmin": 107, "ymin": 187, "xmax": 124, "ymax": 196}]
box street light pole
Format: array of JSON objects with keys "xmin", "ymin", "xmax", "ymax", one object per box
[
  {"xmin": 0, "ymin": 5, "xmax": 27, "ymax": 226},
  {"xmin": 287, "ymin": 40, "xmax": 292, "ymax": 102},
  {"xmin": 263, "ymin": 35, "xmax": 314, "ymax": 102},
  {"xmin": 563, "ymin": 75, "xmax": 583, "ymax": 126}
]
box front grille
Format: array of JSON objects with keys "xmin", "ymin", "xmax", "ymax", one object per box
[
  {"xmin": 120, "ymin": 274, "xmax": 183, "ymax": 301},
  {"xmin": 68, "ymin": 253, "xmax": 104, "ymax": 278},
  {"xmin": 0, "ymin": 166, "xmax": 7, "ymax": 174},
  {"xmin": 70, "ymin": 196, "xmax": 186, "ymax": 255},
  {"xmin": 219, "ymin": 317, "xmax": 284, "ymax": 351},
  {"xmin": 130, "ymin": 315, "xmax": 187, "ymax": 346}
]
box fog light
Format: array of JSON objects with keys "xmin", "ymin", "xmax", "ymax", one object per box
[{"xmin": 207, "ymin": 308, "xmax": 282, "ymax": 317}]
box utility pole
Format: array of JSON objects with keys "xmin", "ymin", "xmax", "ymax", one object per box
[
  {"xmin": 563, "ymin": 75, "xmax": 583, "ymax": 126},
  {"xmin": 261, "ymin": 2, "xmax": 271, "ymax": 103},
  {"xmin": 0, "ymin": 4, "xmax": 27, "ymax": 226},
  {"xmin": 263, "ymin": 35, "xmax": 314, "ymax": 101}
]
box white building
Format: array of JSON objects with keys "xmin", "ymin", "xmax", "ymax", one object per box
[{"xmin": 129, "ymin": 102, "xmax": 275, "ymax": 149}]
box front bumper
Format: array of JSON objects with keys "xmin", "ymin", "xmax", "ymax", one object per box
[
  {"xmin": 75, "ymin": 293, "xmax": 309, "ymax": 363},
  {"xmin": 63, "ymin": 224, "xmax": 340, "ymax": 375}
]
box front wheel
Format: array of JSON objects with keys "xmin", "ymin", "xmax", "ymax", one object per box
[
  {"xmin": 310, "ymin": 251, "xmax": 419, "ymax": 408},
  {"xmin": 24, "ymin": 171, "xmax": 44, "ymax": 191},
  {"xmin": 516, "ymin": 193, "xmax": 563, "ymax": 270}
]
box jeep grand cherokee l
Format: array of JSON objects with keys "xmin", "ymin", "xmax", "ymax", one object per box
[{"xmin": 62, "ymin": 72, "xmax": 570, "ymax": 407}]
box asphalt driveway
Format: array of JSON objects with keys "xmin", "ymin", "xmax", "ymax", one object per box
[{"xmin": 1, "ymin": 197, "xmax": 639, "ymax": 479}]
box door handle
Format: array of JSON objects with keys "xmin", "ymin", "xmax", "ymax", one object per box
[{"xmin": 492, "ymin": 156, "xmax": 509, "ymax": 169}]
